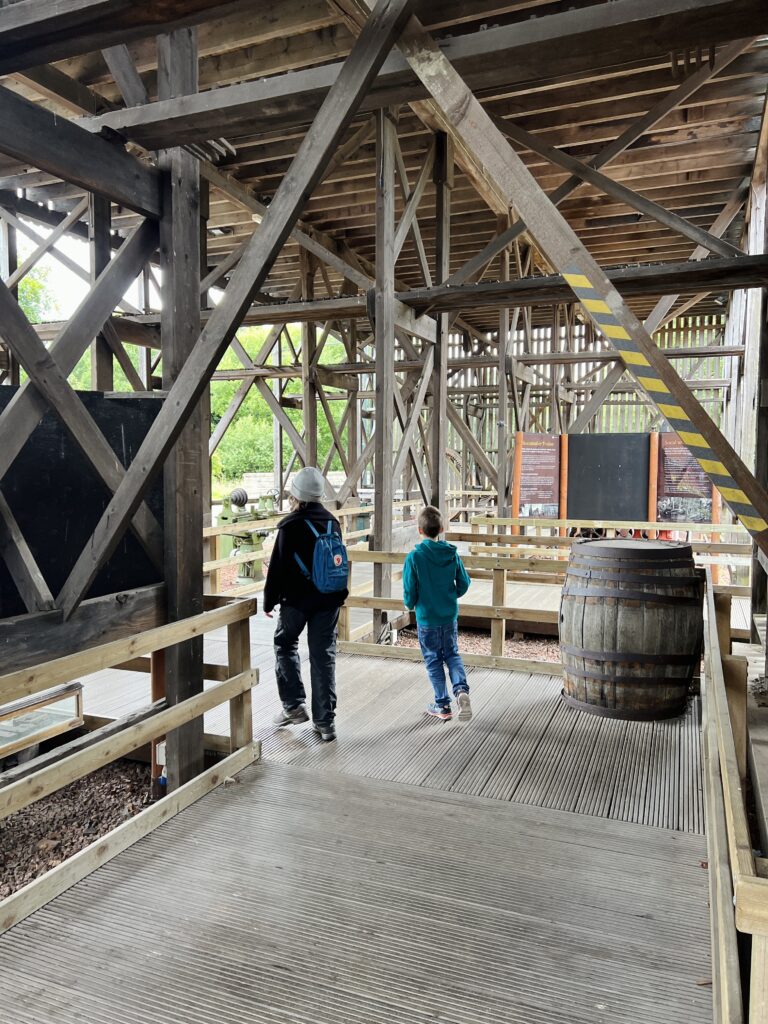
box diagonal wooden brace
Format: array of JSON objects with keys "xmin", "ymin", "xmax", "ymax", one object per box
[{"xmin": 360, "ymin": 5, "xmax": 768, "ymax": 553}]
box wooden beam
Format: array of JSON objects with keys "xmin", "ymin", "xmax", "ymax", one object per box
[
  {"xmin": 102, "ymin": 44, "xmax": 150, "ymax": 106},
  {"xmin": 0, "ymin": 83, "xmax": 161, "ymax": 218},
  {"xmin": 645, "ymin": 183, "xmax": 752, "ymax": 333},
  {"xmin": 0, "ymin": 219, "xmax": 159, "ymax": 521},
  {"xmin": 430, "ymin": 131, "xmax": 451, "ymax": 511},
  {"xmin": 102, "ymin": 320, "xmax": 145, "ymax": 392},
  {"xmin": 441, "ymin": 36, "xmax": 756, "ymax": 288},
  {"xmin": 568, "ymin": 363, "xmax": 627, "ymax": 433},
  {"xmin": 157, "ymin": 25, "xmax": 205, "ymax": 791},
  {"xmin": 12, "ymin": 64, "xmax": 110, "ymax": 116},
  {"xmin": 55, "ymin": 0, "xmax": 417, "ymax": 619},
  {"xmin": 392, "ymin": 347, "xmax": 433, "ymax": 487},
  {"xmin": 373, "ymin": 107, "xmax": 397, "ymax": 631},
  {"xmin": 6, "ymin": 197, "xmax": 89, "ymax": 291},
  {"xmin": 392, "ymin": 132, "xmax": 432, "ymax": 285},
  {"xmin": 0, "ymin": 0, "xmax": 265, "ymax": 74},
  {"xmin": 81, "ymin": 2, "xmax": 766, "ymax": 147},
  {"xmin": 380, "ymin": 7, "xmax": 768, "ymax": 551},
  {"xmin": 89, "ymin": 193, "xmax": 113, "ymax": 390},
  {"xmin": 0, "ymin": 278, "xmax": 164, "ymax": 570},
  {"xmin": 399, "ymin": 254, "xmax": 768, "ymax": 314},
  {"xmin": 0, "ymin": 491, "xmax": 54, "ymax": 613},
  {"xmin": 446, "ymin": 402, "xmax": 497, "ymax": 485},
  {"xmin": 497, "ymin": 117, "xmax": 744, "ymax": 261},
  {"xmin": 0, "ymin": 583, "xmax": 165, "ymax": 676}
]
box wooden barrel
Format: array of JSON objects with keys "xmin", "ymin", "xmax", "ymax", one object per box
[{"xmin": 559, "ymin": 539, "xmax": 704, "ymax": 720}]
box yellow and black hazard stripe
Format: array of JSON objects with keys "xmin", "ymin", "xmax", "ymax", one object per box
[{"xmin": 563, "ymin": 268, "xmax": 768, "ymax": 538}]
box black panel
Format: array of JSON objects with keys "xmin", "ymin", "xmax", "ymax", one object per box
[
  {"xmin": 567, "ymin": 432, "xmax": 649, "ymax": 521},
  {"xmin": 0, "ymin": 389, "xmax": 163, "ymax": 619}
]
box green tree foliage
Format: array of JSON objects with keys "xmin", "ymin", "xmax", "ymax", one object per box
[
  {"xmin": 211, "ymin": 325, "xmax": 349, "ymax": 481},
  {"xmin": 16, "ymin": 258, "xmax": 345, "ymax": 484},
  {"xmin": 18, "ymin": 264, "xmax": 59, "ymax": 324}
]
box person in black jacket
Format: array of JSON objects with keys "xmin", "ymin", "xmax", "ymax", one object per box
[{"xmin": 264, "ymin": 467, "xmax": 348, "ymax": 742}]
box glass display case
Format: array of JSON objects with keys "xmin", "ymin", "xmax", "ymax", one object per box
[{"xmin": 0, "ymin": 683, "xmax": 84, "ymax": 760}]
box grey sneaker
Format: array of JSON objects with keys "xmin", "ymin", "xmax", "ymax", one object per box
[
  {"xmin": 313, "ymin": 722, "xmax": 336, "ymax": 742},
  {"xmin": 456, "ymin": 692, "xmax": 472, "ymax": 721},
  {"xmin": 273, "ymin": 704, "xmax": 309, "ymax": 726}
]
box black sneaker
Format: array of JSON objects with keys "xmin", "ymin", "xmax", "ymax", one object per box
[
  {"xmin": 273, "ymin": 704, "xmax": 309, "ymax": 726},
  {"xmin": 313, "ymin": 722, "xmax": 336, "ymax": 742}
]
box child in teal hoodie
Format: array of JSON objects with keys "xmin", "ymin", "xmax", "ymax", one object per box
[{"xmin": 403, "ymin": 505, "xmax": 473, "ymax": 721}]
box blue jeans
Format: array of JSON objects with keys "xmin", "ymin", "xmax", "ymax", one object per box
[{"xmin": 417, "ymin": 622, "xmax": 469, "ymax": 708}]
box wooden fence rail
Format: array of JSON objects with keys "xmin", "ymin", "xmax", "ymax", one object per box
[
  {"xmin": 701, "ymin": 567, "xmax": 768, "ymax": 1022},
  {"xmin": 0, "ymin": 597, "xmax": 259, "ymax": 934}
]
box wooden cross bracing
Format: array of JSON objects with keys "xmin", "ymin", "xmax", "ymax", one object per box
[{"xmin": 340, "ymin": 1, "xmax": 768, "ymax": 554}]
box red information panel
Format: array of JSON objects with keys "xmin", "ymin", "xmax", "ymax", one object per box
[
  {"xmin": 520, "ymin": 433, "xmax": 560, "ymax": 508},
  {"xmin": 657, "ymin": 432, "xmax": 710, "ymax": 498}
]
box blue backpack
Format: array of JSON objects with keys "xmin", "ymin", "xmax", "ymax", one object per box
[{"xmin": 294, "ymin": 520, "xmax": 348, "ymax": 594}]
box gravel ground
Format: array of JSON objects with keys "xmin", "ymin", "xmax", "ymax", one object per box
[
  {"xmin": 0, "ymin": 760, "xmax": 151, "ymax": 898},
  {"xmin": 396, "ymin": 627, "xmax": 561, "ymax": 662}
]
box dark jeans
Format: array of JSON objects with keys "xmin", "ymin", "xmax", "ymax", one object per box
[
  {"xmin": 274, "ymin": 603, "xmax": 340, "ymax": 727},
  {"xmin": 417, "ymin": 622, "xmax": 469, "ymax": 709}
]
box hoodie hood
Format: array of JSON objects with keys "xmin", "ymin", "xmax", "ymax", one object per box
[{"xmin": 415, "ymin": 539, "xmax": 459, "ymax": 567}]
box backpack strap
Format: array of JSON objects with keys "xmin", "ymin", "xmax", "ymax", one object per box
[
  {"xmin": 304, "ymin": 519, "xmax": 320, "ymax": 539},
  {"xmin": 326, "ymin": 521, "xmax": 333, "ymax": 535},
  {"xmin": 293, "ymin": 552, "xmax": 311, "ymax": 579}
]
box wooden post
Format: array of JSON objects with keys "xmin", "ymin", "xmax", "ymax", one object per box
[
  {"xmin": 510, "ymin": 431, "xmax": 523, "ymax": 535},
  {"xmin": 712, "ymin": 484, "xmax": 724, "ymax": 586},
  {"xmin": 158, "ymin": 27, "xmax": 205, "ymax": 790},
  {"xmin": 228, "ymin": 617, "xmax": 253, "ymax": 752},
  {"xmin": 430, "ymin": 131, "xmax": 452, "ymax": 513},
  {"xmin": 0, "ymin": 220, "xmax": 19, "ymax": 385},
  {"xmin": 497, "ymin": 213, "xmax": 510, "ymax": 517},
  {"xmin": 373, "ymin": 108, "xmax": 396, "ymax": 639},
  {"xmin": 150, "ymin": 649, "xmax": 165, "ymax": 794},
  {"xmin": 751, "ymin": 937, "xmax": 768, "ymax": 1024},
  {"xmin": 714, "ymin": 591, "xmax": 732, "ymax": 658},
  {"xmin": 647, "ymin": 430, "xmax": 659, "ymax": 539},
  {"xmin": 89, "ymin": 193, "xmax": 113, "ymax": 391},
  {"xmin": 723, "ymin": 653, "xmax": 748, "ymax": 783},
  {"xmin": 339, "ymin": 563, "xmax": 353, "ymax": 642},
  {"xmin": 301, "ymin": 250, "xmax": 318, "ymax": 468},
  {"xmin": 491, "ymin": 566, "xmax": 506, "ymax": 656}
]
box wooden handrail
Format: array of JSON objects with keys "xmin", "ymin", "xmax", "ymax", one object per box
[
  {"xmin": 0, "ymin": 670, "xmax": 256, "ymax": 822},
  {"xmin": 447, "ymin": 530, "xmax": 752, "ymax": 556},
  {"xmin": 0, "ymin": 598, "xmax": 257, "ymax": 706},
  {"xmin": 471, "ymin": 515, "xmax": 748, "ymax": 535},
  {"xmin": 345, "ymin": 593, "xmax": 558, "ymax": 623}
]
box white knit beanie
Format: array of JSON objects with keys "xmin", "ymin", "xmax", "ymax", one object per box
[{"xmin": 289, "ymin": 466, "xmax": 326, "ymax": 502}]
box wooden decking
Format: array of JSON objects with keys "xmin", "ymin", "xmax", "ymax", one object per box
[
  {"xmin": 0, "ymin": 591, "xmax": 715, "ymax": 1022},
  {"xmin": 0, "ymin": 762, "xmax": 711, "ymax": 1024},
  {"xmin": 251, "ymin": 657, "xmax": 704, "ymax": 833}
]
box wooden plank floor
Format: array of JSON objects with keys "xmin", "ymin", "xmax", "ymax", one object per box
[
  {"xmin": 79, "ymin": 601, "xmax": 704, "ymax": 835},
  {"xmin": 248, "ymin": 656, "xmax": 704, "ymax": 834},
  {"xmin": 0, "ymin": 762, "xmax": 711, "ymax": 1024}
]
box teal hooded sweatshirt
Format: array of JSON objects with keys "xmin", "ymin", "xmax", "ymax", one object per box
[{"xmin": 403, "ymin": 539, "xmax": 471, "ymax": 627}]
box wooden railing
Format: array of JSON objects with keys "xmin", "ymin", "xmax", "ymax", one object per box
[
  {"xmin": 338, "ymin": 548, "xmax": 560, "ymax": 671},
  {"xmin": 203, "ymin": 491, "xmax": 495, "ymax": 596},
  {"xmin": 0, "ymin": 598, "xmax": 259, "ymax": 933},
  {"xmin": 462, "ymin": 516, "xmax": 752, "ymax": 596},
  {"xmin": 701, "ymin": 566, "xmax": 768, "ymax": 1022}
]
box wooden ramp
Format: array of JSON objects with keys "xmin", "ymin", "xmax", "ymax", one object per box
[{"xmin": 0, "ymin": 762, "xmax": 711, "ymax": 1024}]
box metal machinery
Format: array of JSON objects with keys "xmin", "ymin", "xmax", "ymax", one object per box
[{"xmin": 219, "ymin": 487, "xmax": 279, "ymax": 582}]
